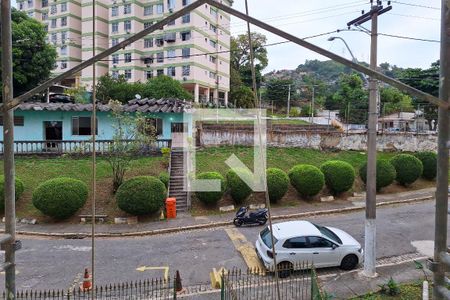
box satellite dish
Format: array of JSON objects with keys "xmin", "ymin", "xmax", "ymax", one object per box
[{"xmin": 135, "ymin": 94, "xmax": 142, "ymax": 100}]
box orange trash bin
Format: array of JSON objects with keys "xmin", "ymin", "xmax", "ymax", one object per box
[{"xmin": 166, "ymin": 198, "xmax": 177, "ymax": 219}]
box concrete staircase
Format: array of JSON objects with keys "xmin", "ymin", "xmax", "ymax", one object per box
[{"xmin": 168, "ymin": 149, "xmax": 189, "ymax": 212}]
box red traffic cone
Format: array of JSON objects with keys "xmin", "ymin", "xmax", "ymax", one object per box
[{"xmin": 81, "ymin": 268, "xmax": 92, "ymax": 291}]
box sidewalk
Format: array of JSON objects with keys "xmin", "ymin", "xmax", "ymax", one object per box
[{"xmin": 1, "ymin": 187, "xmax": 435, "ymax": 237}]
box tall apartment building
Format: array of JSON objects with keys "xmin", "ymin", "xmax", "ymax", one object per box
[{"xmin": 17, "ymin": 0, "xmax": 231, "ymax": 104}]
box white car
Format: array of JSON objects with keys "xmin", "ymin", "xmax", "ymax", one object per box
[{"xmin": 255, "ymin": 220, "xmax": 363, "ymax": 276}]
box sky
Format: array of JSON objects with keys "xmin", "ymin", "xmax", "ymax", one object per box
[{"xmin": 229, "ymin": 0, "xmax": 441, "ymax": 73}]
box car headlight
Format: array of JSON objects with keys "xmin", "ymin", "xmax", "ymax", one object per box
[{"xmin": 358, "ymin": 247, "xmax": 362, "ymax": 253}]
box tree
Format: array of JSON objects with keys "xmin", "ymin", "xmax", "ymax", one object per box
[
  {"xmin": 333, "ymin": 74, "xmax": 368, "ymax": 124},
  {"xmin": 0, "ymin": 9, "xmax": 57, "ymax": 99},
  {"xmin": 265, "ymin": 79, "xmax": 292, "ymax": 104},
  {"xmin": 229, "ymin": 86, "xmax": 254, "ymax": 108},
  {"xmin": 106, "ymin": 100, "xmax": 156, "ymax": 192},
  {"xmin": 141, "ymin": 75, "xmax": 192, "ymax": 100},
  {"xmin": 380, "ymin": 87, "xmax": 413, "ymax": 115}
]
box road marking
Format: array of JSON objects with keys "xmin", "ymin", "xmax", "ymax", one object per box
[
  {"xmin": 136, "ymin": 266, "xmax": 169, "ymax": 281},
  {"xmin": 224, "ymin": 228, "xmax": 265, "ymax": 273}
]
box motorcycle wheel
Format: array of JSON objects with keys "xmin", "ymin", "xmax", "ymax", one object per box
[
  {"xmin": 233, "ymin": 218, "xmax": 244, "ymax": 227},
  {"xmin": 258, "ymin": 218, "xmax": 267, "ymax": 225}
]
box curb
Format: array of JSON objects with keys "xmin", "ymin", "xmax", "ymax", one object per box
[{"xmin": 10, "ymin": 195, "xmax": 433, "ymax": 239}]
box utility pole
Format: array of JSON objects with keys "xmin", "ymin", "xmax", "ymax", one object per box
[
  {"xmin": 431, "ymin": 0, "xmax": 450, "ymax": 298},
  {"xmin": 311, "ymin": 86, "xmax": 315, "ymax": 123},
  {"xmin": 286, "ymin": 84, "xmax": 291, "ymax": 118},
  {"xmin": 1, "ymin": 0, "xmax": 17, "ymax": 298},
  {"xmin": 347, "ymin": 0, "xmax": 392, "ymax": 278}
]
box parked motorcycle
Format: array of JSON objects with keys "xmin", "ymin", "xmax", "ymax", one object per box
[{"xmin": 233, "ymin": 206, "xmax": 268, "ymax": 227}]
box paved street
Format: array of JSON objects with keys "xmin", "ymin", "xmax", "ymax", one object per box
[{"xmin": 1, "ymin": 200, "xmax": 446, "ymax": 292}]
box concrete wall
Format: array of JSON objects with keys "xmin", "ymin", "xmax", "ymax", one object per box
[{"xmin": 198, "ymin": 128, "xmax": 438, "ymax": 152}]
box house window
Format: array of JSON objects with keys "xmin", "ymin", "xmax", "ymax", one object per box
[
  {"xmin": 156, "ymin": 4, "xmax": 163, "ymax": 14},
  {"xmin": 112, "ymin": 22, "xmax": 119, "ymax": 33},
  {"xmin": 167, "ymin": 0, "xmax": 175, "ymax": 10},
  {"xmin": 182, "ymin": 0, "xmax": 189, "ymax": 5},
  {"xmin": 156, "ymin": 52, "xmax": 164, "ymax": 63},
  {"xmin": 61, "ymin": 60, "xmax": 67, "ymax": 69},
  {"xmin": 155, "ymin": 38, "xmax": 164, "ymax": 47},
  {"xmin": 210, "ymin": 24, "xmax": 217, "ymax": 33},
  {"xmin": 111, "ymin": 6, "xmax": 118, "ymax": 16},
  {"xmin": 145, "ymin": 118, "xmax": 163, "ymax": 135},
  {"xmin": 144, "ymin": 5, "xmax": 152, "ymax": 16},
  {"xmin": 144, "ymin": 38, "xmax": 153, "ymax": 48},
  {"xmin": 51, "ymin": 19, "xmax": 57, "ymax": 28},
  {"xmin": 42, "ymin": 12, "xmax": 48, "ymax": 20},
  {"xmin": 112, "ymin": 54, "xmax": 119, "ymax": 64},
  {"xmin": 146, "ymin": 70, "xmax": 153, "ymax": 80},
  {"xmin": 181, "ymin": 47, "xmax": 190, "ymax": 58},
  {"xmin": 61, "ymin": 2, "xmax": 67, "ymax": 12},
  {"xmin": 111, "ymin": 38, "xmax": 119, "ymax": 46},
  {"xmin": 61, "ymin": 16, "xmax": 67, "ymax": 27},
  {"xmin": 112, "ymin": 70, "xmax": 119, "ymax": 79},
  {"xmin": 50, "ymin": 4, "xmax": 56, "ymax": 14},
  {"xmin": 42, "ymin": 0, "xmax": 48, "ymax": 7},
  {"xmin": 123, "ymin": 3, "xmax": 131, "ymax": 14},
  {"xmin": 124, "ymin": 69, "xmax": 132, "ymax": 80},
  {"xmin": 72, "ymin": 117, "xmax": 98, "ymax": 136},
  {"xmin": 167, "ymin": 49, "xmax": 176, "ymax": 60},
  {"xmin": 124, "ymin": 20, "xmax": 131, "ymax": 31},
  {"xmin": 182, "ymin": 65, "xmax": 190, "ymax": 76},
  {"xmin": 180, "ymin": 31, "xmax": 191, "ymax": 41},
  {"xmin": 0, "ymin": 116, "xmax": 24, "ymax": 127},
  {"xmin": 157, "ymin": 69, "xmax": 164, "ymax": 76},
  {"xmin": 124, "ymin": 53, "xmax": 132, "ymax": 63},
  {"xmin": 167, "ymin": 66, "xmax": 175, "ymax": 77},
  {"xmin": 144, "ymin": 22, "xmax": 153, "ymax": 29},
  {"xmin": 182, "ymin": 13, "xmax": 190, "ymax": 23},
  {"xmin": 60, "ymin": 45, "xmax": 67, "ymax": 56}
]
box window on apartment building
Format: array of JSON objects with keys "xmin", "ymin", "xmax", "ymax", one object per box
[
  {"xmin": 209, "ymin": 55, "xmax": 217, "ymax": 63},
  {"xmin": 61, "ymin": 16, "xmax": 67, "ymax": 26},
  {"xmin": 112, "ymin": 54, "xmax": 119, "ymax": 64},
  {"xmin": 145, "ymin": 118, "xmax": 163, "ymax": 135},
  {"xmin": 112, "ymin": 70, "xmax": 119, "ymax": 79},
  {"xmin": 182, "ymin": 0, "xmax": 189, "ymax": 6},
  {"xmin": 123, "ymin": 4, "xmax": 131, "ymax": 14},
  {"xmin": 124, "ymin": 70, "xmax": 132, "ymax": 80},
  {"xmin": 144, "ymin": 38, "xmax": 153, "ymax": 48},
  {"xmin": 44, "ymin": 24, "xmax": 49, "ymax": 32},
  {"xmin": 51, "ymin": 19, "xmax": 57, "ymax": 28},
  {"xmin": 156, "ymin": 4, "xmax": 163, "ymax": 14},
  {"xmin": 42, "ymin": 0, "xmax": 48, "ymax": 7},
  {"xmin": 42, "ymin": 12, "xmax": 48, "ymax": 20},
  {"xmin": 146, "ymin": 70, "xmax": 153, "ymax": 80},
  {"xmin": 210, "ymin": 7, "xmax": 218, "ymax": 17},
  {"xmin": 61, "ymin": 2, "xmax": 67, "ymax": 12},
  {"xmin": 0, "ymin": 116, "xmax": 25, "ymax": 127},
  {"xmin": 72, "ymin": 117, "xmax": 98, "ymax": 136},
  {"xmin": 210, "ymin": 24, "xmax": 217, "ymax": 33},
  {"xmin": 144, "ymin": 21, "xmax": 153, "ymax": 29},
  {"xmin": 156, "ymin": 52, "xmax": 164, "ymax": 63},
  {"xmin": 50, "ymin": 4, "xmax": 56, "ymax": 14},
  {"xmin": 124, "ymin": 20, "xmax": 131, "ymax": 31},
  {"xmin": 167, "ymin": 66, "xmax": 175, "ymax": 77},
  {"xmin": 157, "ymin": 69, "xmax": 164, "ymax": 76},
  {"xmin": 144, "ymin": 5, "xmax": 152, "ymax": 16},
  {"xmin": 61, "ymin": 60, "xmax": 67, "ymax": 69},
  {"xmin": 61, "ymin": 31, "xmax": 67, "ymax": 43},
  {"xmin": 155, "ymin": 37, "xmax": 164, "ymax": 47},
  {"xmin": 182, "ymin": 13, "xmax": 190, "ymax": 23},
  {"xmin": 112, "ymin": 22, "xmax": 119, "ymax": 33},
  {"xmin": 167, "ymin": 0, "xmax": 175, "ymax": 10},
  {"xmin": 209, "ymin": 40, "xmax": 217, "ymax": 48},
  {"xmin": 111, "ymin": 38, "xmax": 119, "ymax": 46},
  {"xmin": 144, "ymin": 55, "xmax": 153, "ymax": 64},
  {"xmin": 209, "ymin": 71, "xmax": 216, "ymax": 79},
  {"xmin": 27, "ymin": 11, "xmax": 34, "ymax": 17},
  {"xmin": 111, "ymin": 6, "xmax": 118, "ymax": 16},
  {"xmin": 27, "ymin": 0, "xmax": 33, "ymax": 8},
  {"xmin": 124, "ymin": 53, "xmax": 132, "ymax": 63},
  {"xmin": 181, "ymin": 47, "xmax": 190, "ymax": 58},
  {"xmin": 51, "ymin": 32, "xmax": 57, "ymax": 44},
  {"xmin": 60, "ymin": 45, "xmax": 67, "ymax": 56},
  {"xmin": 180, "ymin": 31, "xmax": 191, "ymax": 41},
  {"xmin": 19, "ymin": 2, "xmax": 24, "ymax": 10},
  {"xmin": 182, "ymin": 65, "xmax": 190, "ymax": 76},
  {"xmin": 167, "ymin": 19, "xmax": 175, "ymax": 26},
  {"xmin": 167, "ymin": 49, "xmax": 176, "ymax": 60}
]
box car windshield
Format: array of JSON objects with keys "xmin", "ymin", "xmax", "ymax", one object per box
[
  {"xmin": 260, "ymin": 227, "xmax": 278, "ymax": 248},
  {"xmin": 313, "ymin": 223, "xmax": 342, "ymax": 244}
]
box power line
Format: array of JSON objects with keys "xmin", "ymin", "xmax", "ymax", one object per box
[
  {"xmin": 378, "ymin": 32, "xmax": 439, "ymax": 43},
  {"xmin": 390, "ymin": 1, "xmax": 440, "ymax": 10},
  {"xmin": 389, "ymin": 12, "xmax": 440, "ymax": 22}
]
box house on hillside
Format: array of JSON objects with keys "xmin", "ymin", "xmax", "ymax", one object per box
[
  {"xmin": 0, "ymin": 98, "xmax": 192, "ymax": 154},
  {"xmin": 378, "ymin": 111, "xmax": 427, "ymax": 132}
]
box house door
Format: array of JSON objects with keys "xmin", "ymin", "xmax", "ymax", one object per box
[{"xmin": 44, "ymin": 121, "xmax": 62, "ymax": 150}]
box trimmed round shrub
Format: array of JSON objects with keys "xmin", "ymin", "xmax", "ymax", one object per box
[
  {"xmin": 266, "ymin": 168, "xmax": 289, "ymax": 203},
  {"xmin": 195, "ymin": 172, "xmax": 225, "ymax": 205},
  {"xmin": 116, "ymin": 176, "xmax": 166, "ymax": 216},
  {"xmin": 32, "ymin": 177, "xmax": 88, "ymax": 219},
  {"xmin": 158, "ymin": 172, "xmax": 169, "ymax": 188},
  {"xmin": 226, "ymin": 169, "xmax": 252, "ymax": 204},
  {"xmin": 320, "ymin": 161, "xmax": 355, "ymax": 195},
  {"xmin": 359, "ymin": 159, "xmax": 396, "ymax": 191},
  {"xmin": 414, "ymin": 151, "xmax": 437, "ymax": 180},
  {"xmin": 390, "ymin": 154, "xmax": 423, "ymax": 186},
  {"xmin": 0, "ymin": 176, "xmax": 25, "ymax": 212},
  {"xmin": 288, "ymin": 164, "xmax": 324, "ymax": 197}
]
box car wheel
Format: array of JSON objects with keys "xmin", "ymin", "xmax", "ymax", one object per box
[
  {"xmin": 340, "ymin": 254, "xmax": 358, "ymax": 270},
  {"xmin": 233, "ymin": 218, "xmax": 243, "ymax": 227},
  {"xmin": 277, "ymin": 262, "xmax": 293, "ymax": 278}
]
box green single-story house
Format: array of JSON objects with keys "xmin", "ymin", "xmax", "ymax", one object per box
[{"xmin": 0, "ymin": 98, "xmax": 193, "ymax": 154}]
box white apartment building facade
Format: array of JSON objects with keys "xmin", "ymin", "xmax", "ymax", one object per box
[{"xmin": 17, "ymin": 0, "xmax": 231, "ymax": 104}]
